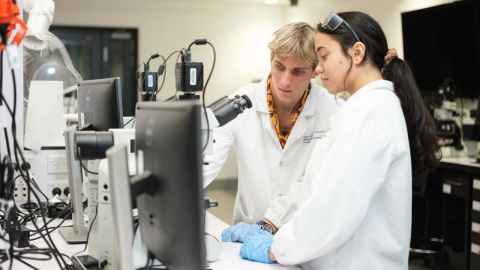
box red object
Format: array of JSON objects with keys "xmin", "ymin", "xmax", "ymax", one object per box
[{"xmin": 0, "ymin": 0, "xmax": 28, "ymax": 51}]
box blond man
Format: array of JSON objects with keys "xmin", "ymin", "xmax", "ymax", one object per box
[{"xmin": 204, "ymin": 22, "xmax": 338, "ymax": 235}]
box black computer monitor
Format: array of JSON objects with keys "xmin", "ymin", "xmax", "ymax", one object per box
[
  {"xmin": 135, "ymin": 101, "xmax": 206, "ymax": 270},
  {"xmin": 77, "ymin": 77, "xmax": 124, "ymax": 131}
]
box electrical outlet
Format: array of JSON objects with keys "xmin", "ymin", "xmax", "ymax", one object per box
[{"xmin": 14, "ymin": 176, "xmax": 29, "ymax": 206}]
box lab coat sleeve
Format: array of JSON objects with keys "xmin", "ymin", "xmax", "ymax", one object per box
[
  {"xmin": 202, "ymin": 121, "xmax": 235, "ymax": 188},
  {"xmin": 271, "ymin": 110, "xmax": 395, "ymax": 265}
]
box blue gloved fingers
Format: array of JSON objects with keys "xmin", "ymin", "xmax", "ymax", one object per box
[
  {"xmin": 221, "ymin": 222, "xmax": 248, "ymax": 242},
  {"xmin": 221, "ymin": 223, "xmax": 261, "ymax": 243},
  {"xmin": 232, "ymin": 224, "xmax": 262, "ymax": 243},
  {"xmin": 221, "ymin": 223, "xmax": 247, "ymax": 242},
  {"xmin": 221, "ymin": 225, "xmax": 236, "ymax": 242},
  {"xmin": 240, "ymin": 230, "xmax": 274, "ymax": 264}
]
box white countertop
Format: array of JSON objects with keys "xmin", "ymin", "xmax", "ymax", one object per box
[
  {"xmin": 4, "ymin": 212, "xmax": 298, "ymax": 270},
  {"xmin": 441, "ymin": 156, "xmax": 480, "ymax": 168}
]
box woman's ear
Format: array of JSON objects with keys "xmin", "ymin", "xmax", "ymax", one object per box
[{"xmin": 350, "ymin": 42, "xmax": 366, "ymax": 65}]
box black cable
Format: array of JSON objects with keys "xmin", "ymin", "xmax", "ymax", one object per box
[
  {"xmin": 147, "ymin": 54, "xmax": 166, "ymax": 101},
  {"xmin": 74, "ymin": 205, "xmax": 98, "ymax": 257},
  {"xmin": 0, "ymin": 57, "xmax": 45, "ymax": 269},
  {"xmin": 202, "ymin": 42, "xmax": 216, "ymax": 96},
  {"xmin": 14, "ymin": 251, "xmax": 52, "ymax": 262},
  {"xmin": 80, "ymin": 161, "xmax": 98, "ymax": 175},
  {"xmin": 3, "ymin": 127, "xmax": 11, "ymax": 159},
  {"xmin": 29, "ymin": 208, "xmax": 72, "ymax": 240},
  {"xmin": 8, "ymin": 215, "xmax": 15, "ymax": 270},
  {"xmin": 201, "ymin": 41, "xmax": 216, "ymax": 153},
  {"xmin": 59, "ymin": 252, "xmax": 73, "ymax": 265},
  {"xmin": 1, "ymin": 156, "xmax": 14, "ymax": 200},
  {"xmin": 20, "ymin": 180, "xmax": 66, "ymax": 268},
  {"xmin": 154, "ymin": 50, "xmax": 182, "ymax": 99},
  {"xmin": 8, "ymin": 246, "xmax": 74, "ymax": 270},
  {"xmin": 146, "ymin": 254, "xmax": 154, "ymax": 270},
  {"xmin": 0, "ymin": 51, "xmax": 3, "ymax": 106},
  {"xmin": 153, "ymin": 54, "xmax": 167, "ymax": 100},
  {"xmin": 11, "ymin": 257, "xmax": 40, "ymax": 270},
  {"xmin": 3, "ymin": 89, "xmax": 61, "ymax": 265},
  {"xmin": 25, "ymin": 185, "xmax": 68, "ymax": 269},
  {"xmin": 13, "ymin": 246, "xmax": 72, "ymax": 265},
  {"xmin": 15, "ymin": 248, "xmax": 55, "ymax": 261},
  {"xmin": 144, "ymin": 255, "xmax": 151, "ymax": 270},
  {"xmin": 122, "ymin": 117, "xmax": 135, "ymax": 128},
  {"xmin": 159, "ymin": 51, "xmax": 184, "ymax": 101},
  {"xmin": 0, "ymin": 251, "xmax": 8, "ymax": 264},
  {"xmin": 30, "ymin": 218, "xmax": 71, "ymax": 239},
  {"xmin": 1, "ymin": 68, "xmax": 68, "ymax": 269}
]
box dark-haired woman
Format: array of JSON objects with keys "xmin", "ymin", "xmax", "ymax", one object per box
[{"xmin": 236, "ymin": 11, "xmax": 439, "ymax": 269}]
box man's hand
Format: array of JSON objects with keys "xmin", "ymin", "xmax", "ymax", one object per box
[
  {"xmin": 257, "ymin": 219, "xmax": 278, "ymax": 234},
  {"xmin": 240, "ymin": 229, "xmax": 275, "ymax": 264},
  {"xmin": 221, "ymin": 223, "xmax": 262, "ymax": 243}
]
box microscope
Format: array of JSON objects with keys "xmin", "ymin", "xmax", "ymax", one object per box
[
  {"xmin": 432, "ymin": 78, "xmax": 464, "ymax": 157},
  {"xmin": 69, "ymin": 39, "xmax": 252, "ymax": 270}
]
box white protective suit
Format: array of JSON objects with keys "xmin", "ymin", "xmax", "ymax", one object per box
[
  {"xmin": 271, "ymin": 80, "xmax": 412, "ymax": 270},
  {"xmin": 203, "ymin": 80, "xmax": 339, "ymax": 227}
]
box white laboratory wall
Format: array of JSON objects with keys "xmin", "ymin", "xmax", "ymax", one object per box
[
  {"xmin": 52, "ymin": 0, "xmax": 460, "ymax": 181},
  {"xmin": 53, "ymin": 0, "xmax": 285, "ymax": 102},
  {"xmin": 53, "ymin": 0, "xmax": 286, "ymax": 180}
]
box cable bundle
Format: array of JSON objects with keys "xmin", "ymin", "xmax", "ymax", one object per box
[{"xmin": 1, "ymin": 50, "xmax": 73, "ymax": 269}]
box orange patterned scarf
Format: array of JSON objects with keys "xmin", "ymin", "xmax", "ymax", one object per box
[{"xmin": 266, "ymin": 77, "xmax": 310, "ymax": 148}]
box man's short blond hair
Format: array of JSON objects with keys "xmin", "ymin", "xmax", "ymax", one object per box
[{"xmin": 268, "ymin": 22, "xmax": 317, "ymax": 68}]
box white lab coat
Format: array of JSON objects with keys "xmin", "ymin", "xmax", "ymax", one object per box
[
  {"xmin": 271, "ymin": 80, "xmax": 412, "ymax": 270},
  {"xmin": 203, "ymin": 80, "xmax": 339, "ymax": 226}
]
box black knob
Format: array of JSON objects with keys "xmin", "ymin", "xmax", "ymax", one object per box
[{"xmin": 52, "ymin": 187, "xmax": 62, "ymax": 196}]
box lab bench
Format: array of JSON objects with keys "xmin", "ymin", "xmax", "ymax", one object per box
[{"xmin": 434, "ymin": 157, "xmax": 480, "ymax": 270}]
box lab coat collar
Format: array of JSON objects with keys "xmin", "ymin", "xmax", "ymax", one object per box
[
  {"xmin": 254, "ymin": 79, "xmax": 318, "ymax": 117},
  {"xmin": 254, "ymin": 80, "xmax": 269, "ymax": 113},
  {"xmin": 347, "ymin": 79, "xmax": 394, "ymax": 103}
]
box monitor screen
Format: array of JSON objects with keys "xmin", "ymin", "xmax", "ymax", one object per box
[
  {"xmin": 402, "ymin": 1, "xmax": 480, "ymax": 98},
  {"xmin": 135, "ymin": 101, "xmax": 206, "ymax": 270},
  {"xmin": 77, "ymin": 77, "xmax": 124, "ymax": 131}
]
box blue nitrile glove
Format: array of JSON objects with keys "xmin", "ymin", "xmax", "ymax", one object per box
[
  {"xmin": 221, "ymin": 222, "xmax": 262, "ymax": 243},
  {"xmin": 240, "ymin": 229, "xmax": 275, "ymax": 264}
]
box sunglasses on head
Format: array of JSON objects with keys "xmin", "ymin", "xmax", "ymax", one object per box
[{"xmin": 322, "ymin": 12, "xmax": 361, "ymax": 43}]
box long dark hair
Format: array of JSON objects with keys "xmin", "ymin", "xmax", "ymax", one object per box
[{"xmin": 317, "ymin": 11, "xmax": 440, "ymax": 177}]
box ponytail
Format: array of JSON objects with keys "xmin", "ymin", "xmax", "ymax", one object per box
[
  {"xmin": 318, "ymin": 11, "xmax": 441, "ymax": 177},
  {"xmin": 382, "ymin": 58, "xmax": 441, "ymax": 176}
]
